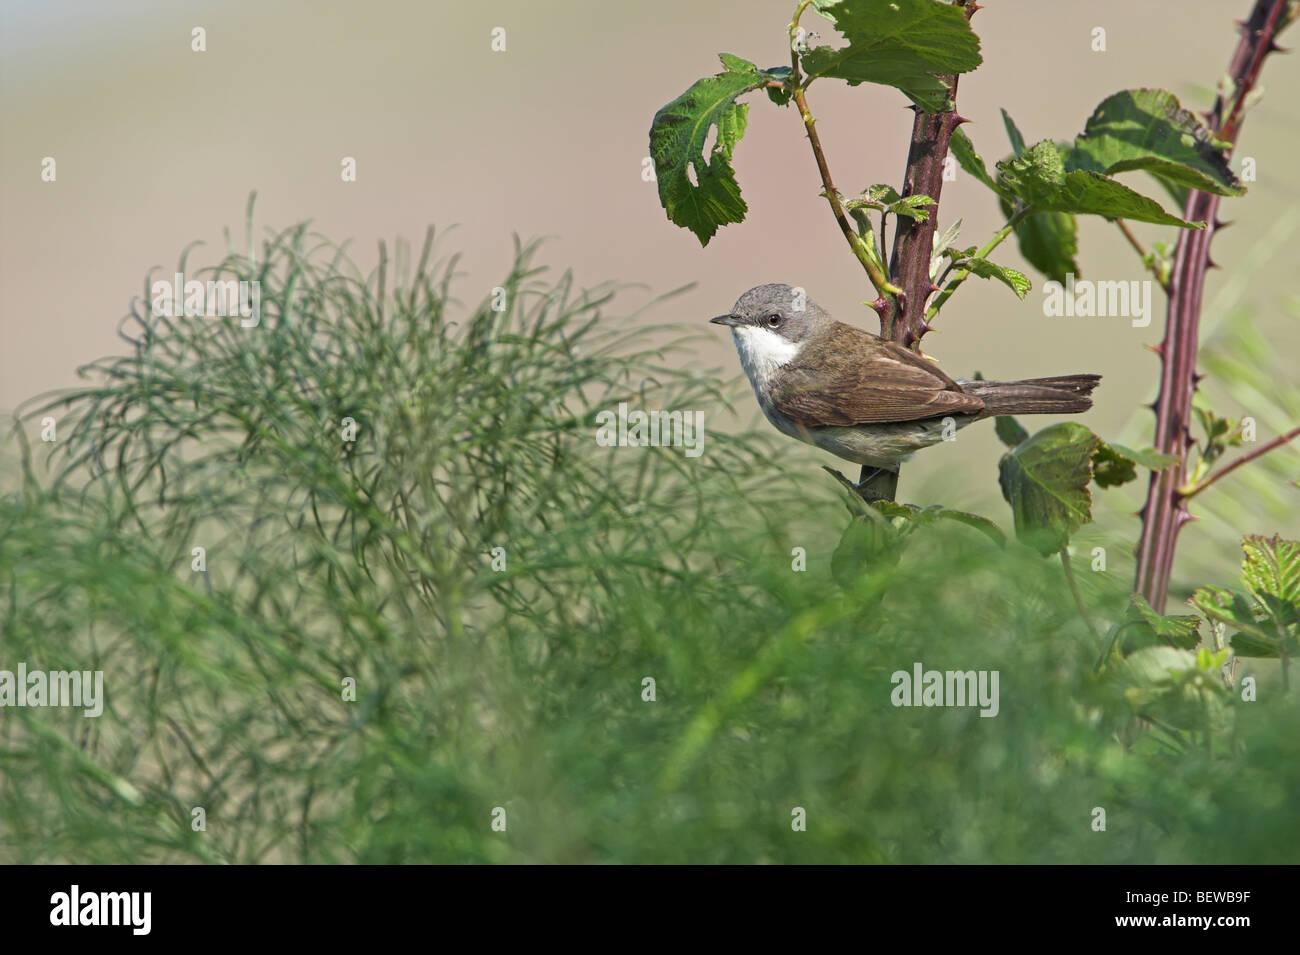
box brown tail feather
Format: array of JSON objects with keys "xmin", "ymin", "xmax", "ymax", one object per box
[{"xmin": 958, "ymin": 374, "xmax": 1101, "ymax": 416}]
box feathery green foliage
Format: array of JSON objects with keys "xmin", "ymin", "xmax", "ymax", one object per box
[{"xmin": 2, "ymin": 216, "xmax": 1298, "ymax": 863}]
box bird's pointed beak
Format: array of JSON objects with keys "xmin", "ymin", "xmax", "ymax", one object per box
[{"xmin": 710, "ymin": 313, "xmax": 740, "ymax": 327}]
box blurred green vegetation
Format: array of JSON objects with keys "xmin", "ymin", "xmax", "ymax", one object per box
[{"xmin": 1, "ymin": 215, "xmax": 1297, "ymax": 863}]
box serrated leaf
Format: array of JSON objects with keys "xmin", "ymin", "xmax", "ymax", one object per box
[
  {"xmin": 1190, "ymin": 586, "xmax": 1278, "ymax": 647},
  {"xmin": 892, "ymin": 194, "xmax": 936, "ymax": 222},
  {"xmin": 1241, "ymin": 534, "xmax": 1300, "ymax": 633},
  {"xmin": 1001, "ymin": 108, "xmax": 1028, "ymax": 158},
  {"xmin": 998, "ymin": 141, "xmax": 1205, "ymax": 228},
  {"xmin": 1066, "ymin": 89, "xmax": 1244, "ymax": 198},
  {"xmin": 1091, "ymin": 442, "xmax": 1138, "ymax": 488},
  {"xmin": 1105, "ymin": 443, "xmax": 1181, "ymax": 470},
  {"xmin": 865, "ymin": 183, "xmax": 905, "ymax": 205},
  {"xmin": 1228, "ymin": 630, "xmax": 1299, "ymax": 658},
  {"xmin": 998, "ymin": 422, "xmax": 1098, "ymax": 555},
  {"xmin": 850, "ymin": 184, "xmax": 936, "ymax": 222},
  {"xmin": 1191, "ymin": 405, "xmax": 1241, "ymax": 467},
  {"xmin": 994, "ymin": 415, "xmax": 1029, "ymax": 448},
  {"xmin": 1241, "ymin": 534, "xmax": 1300, "ymax": 607},
  {"xmin": 718, "ymin": 53, "xmax": 756, "ymax": 72},
  {"xmin": 869, "ymin": 500, "xmax": 1006, "ymax": 546},
  {"xmin": 953, "ymin": 254, "xmax": 1031, "ymax": 299},
  {"xmin": 804, "ymin": 0, "xmax": 982, "ymax": 112},
  {"xmin": 1092, "ymin": 441, "xmax": 1180, "ymax": 488},
  {"xmin": 1194, "ymin": 405, "xmax": 1232, "ymax": 441},
  {"xmin": 650, "ymin": 57, "xmax": 772, "ymax": 245},
  {"xmin": 950, "ymin": 129, "xmax": 1001, "ymax": 193},
  {"xmin": 1127, "ymin": 593, "xmax": 1202, "ymax": 649}
]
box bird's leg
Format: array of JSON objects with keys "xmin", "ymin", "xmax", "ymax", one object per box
[{"xmin": 855, "ymin": 464, "xmax": 899, "ymax": 503}]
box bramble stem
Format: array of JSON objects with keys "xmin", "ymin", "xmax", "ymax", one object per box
[
  {"xmin": 1180, "ymin": 426, "xmax": 1300, "ymax": 499},
  {"xmin": 880, "ymin": 0, "xmax": 979, "ymax": 348},
  {"xmin": 1135, "ymin": 0, "xmax": 1292, "ymax": 611}
]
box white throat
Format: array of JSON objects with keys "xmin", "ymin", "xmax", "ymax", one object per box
[{"xmin": 731, "ymin": 325, "xmax": 802, "ymax": 392}]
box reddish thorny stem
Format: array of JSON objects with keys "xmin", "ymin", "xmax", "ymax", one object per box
[
  {"xmin": 1135, "ymin": 0, "xmax": 1292, "ymax": 612},
  {"xmin": 878, "ymin": 0, "xmax": 978, "ymax": 347}
]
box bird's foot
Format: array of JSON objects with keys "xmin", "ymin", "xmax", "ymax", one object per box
[{"xmin": 854, "ymin": 465, "xmax": 899, "ymax": 503}]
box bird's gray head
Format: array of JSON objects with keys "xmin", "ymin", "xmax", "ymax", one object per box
[{"xmin": 709, "ymin": 283, "xmax": 832, "ymax": 345}]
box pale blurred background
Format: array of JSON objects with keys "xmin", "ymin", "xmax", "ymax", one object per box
[{"xmin": 2, "ymin": 0, "xmax": 1297, "ymax": 586}]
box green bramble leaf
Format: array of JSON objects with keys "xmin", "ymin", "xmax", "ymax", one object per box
[
  {"xmin": 876, "ymin": 501, "xmax": 1007, "ymax": 546},
  {"xmin": 1106, "ymin": 443, "xmax": 1181, "ymax": 470},
  {"xmin": 1066, "ymin": 89, "xmax": 1244, "ymax": 198},
  {"xmin": 1227, "ymin": 629, "xmax": 1298, "ymax": 658},
  {"xmin": 650, "ymin": 55, "xmax": 788, "ymax": 245},
  {"xmin": 1123, "ymin": 594, "xmax": 1203, "ymax": 652},
  {"xmin": 942, "ymin": 246, "xmax": 1030, "ymax": 299},
  {"xmin": 1192, "ymin": 404, "xmax": 1245, "ymax": 469},
  {"xmin": 998, "ymin": 422, "xmax": 1098, "ymax": 555},
  {"xmin": 1241, "ymin": 534, "xmax": 1300, "ymax": 634},
  {"xmin": 1001, "ymin": 108, "xmax": 1028, "ymax": 158},
  {"xmin": 1189, "ymin": 582, "xmax": 1296, "ymax": 658},
  {"xmin": 1091, "ymin": 441, "xmax": 1180, "ymax": 488},
  {"xmin": 1090, "ymin": 442, "xmax": 1137, "ymax": 489},
  {"xmin": 824, "ymin": 467, "xmax": 1006, "ymax": 547},
  {"xmin": 1191, "ymin": 585, "xmax": 1267, "ymax": 635},
  {"xmin": 847, "ymin": 184, "xmax": 936, "ymax": 222},
  {"xmin": 1242, "ymin": 534, "xmax": 1300, "ymax": 607},
  {"xmin": 803, "ymin": 0, "xmax": 982, "ymax": 112},
  {"xmin": 989, "ymin": 120, "xmax": 1079, "ymax": 282},
  {"xmin": 998, "ymin": 141, "xmax": 1205, "ymax": 228},
  {"xmin": 950, "ymin": 128, "xmax": 1001, "ymax": 194}
]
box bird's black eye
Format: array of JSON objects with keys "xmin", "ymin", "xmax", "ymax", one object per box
[{"xmin": 766, "ymin": 313, "xmax": 782, "ymax": 327}]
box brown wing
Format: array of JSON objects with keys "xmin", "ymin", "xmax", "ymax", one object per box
[{"xmin": 770, "ymin": 322, "xmax": 985, "ymax": 426}]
